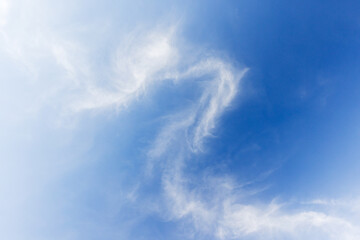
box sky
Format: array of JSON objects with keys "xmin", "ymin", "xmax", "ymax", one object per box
[{"xmin": 1, "ymin": 0, "xmax": 360, "ymax": 239}]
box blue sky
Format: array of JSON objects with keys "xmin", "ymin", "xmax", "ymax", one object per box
[{"xmin": 1, "ymin": 0, "xmax": 360, "ymax": 239}]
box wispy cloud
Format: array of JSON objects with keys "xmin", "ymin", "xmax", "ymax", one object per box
[
  {"xmin": 161, "ymin": 172, "xmax": 360, "ymax": 240},
  {"xmin": 1, "ymin": 1, "xmax": 359, "ymax": 239},
  {"xmin": 44, "ymin": 20, "xmax": 359, "ymax": 240},
  {"xmin": 71, "ymin": 26, "xmax": 179, "ymax": 112}
]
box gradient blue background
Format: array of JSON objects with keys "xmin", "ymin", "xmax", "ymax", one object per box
[{"xmin": 1, "ymin": 0, "xmax": 360, "ymax": 239}]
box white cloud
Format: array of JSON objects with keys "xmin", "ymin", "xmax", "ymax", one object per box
[
  {"xmin": 71, "ymin": 26, "xmax": 178, "ymax": 112},
  {"xmin": 217, "ymin": 202, "xmax": 359, "ymax": 239},
  {"xmin": 147, "ymin": 60, "xmax": 248, "ymax": 160}
]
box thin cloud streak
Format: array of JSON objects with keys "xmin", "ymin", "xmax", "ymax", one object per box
[{"xmin": 71, "ymin": 26, "xmax": 179, "ymax": 112}]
